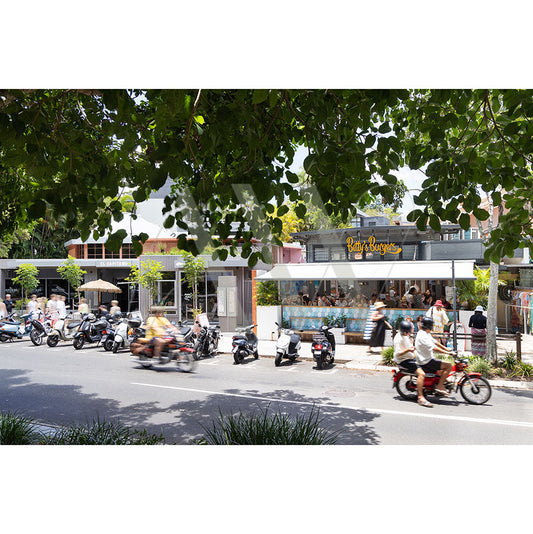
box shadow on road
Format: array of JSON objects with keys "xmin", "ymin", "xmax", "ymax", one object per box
[{"xmin": 0, "ymin": 368, "xmax": 381, "ymax": 445}]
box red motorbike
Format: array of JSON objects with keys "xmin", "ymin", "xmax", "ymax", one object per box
[
  {"xmin": 131, "ymin": 332, "xmax": 197, "ymax": 372},
  {"xmin": 392, "ymin": 354, "xmax": 492, "ymax": 405}
]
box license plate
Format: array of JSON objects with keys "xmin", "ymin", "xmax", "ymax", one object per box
[{"xmin": 314, "ymin": 351, "xmax": 322, "ymax": 356}]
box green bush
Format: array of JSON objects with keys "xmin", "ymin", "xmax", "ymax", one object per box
[
  {"xmin": 498, "ymin": 351, "xmax": 518, "ymax": 370},
  {"xmin": 41, "ymin": 418, "xmax": 165, "ymax": 445},
  {"xmin": 195, "ymin": 404, "xmax": 340, "ymax": 445},
  {"xmin": 380, "ymin": 346, "xmax": 395, "ymax": 366},
  {"xmin": 256, "ymin": 280, "xmax": 281, "ymax": 306},
  {"xmin": 467, "ymin": 357, "xmax": 494, "ymax": 378},
  {"xmin": 510, "ymin": 362, "xmax": 533, "ymax": 379},
  {"xmin": 0, "ymin": 412, "xmax": 43, "ymax": 445}
]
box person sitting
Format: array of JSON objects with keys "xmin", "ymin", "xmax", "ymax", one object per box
[
  {"xmin": 144, "ymin": 309, "xmax": 179, "ymax": 360},
  {"xmin": 414, "ymin": 316, "xmax": 454, "ymax": 397},
  {"xmin": 109, "ymin": 300, "xmax": 121, "ymax": 315},
  {"xmin": 394, "ymin": 320, "xmax": 430, "ymax": 407},
  {"xmin": 78, "ymin": 298, "xmax": 89, "ymax": 314}
]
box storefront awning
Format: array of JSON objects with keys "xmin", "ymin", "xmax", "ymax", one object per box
[{"xmin": 256, "ymin": 260, "xmax": 476, "ymax": 281}]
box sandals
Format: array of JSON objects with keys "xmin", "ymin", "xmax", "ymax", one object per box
[
  {"xmin": 418, "ymin": 398, "xmax": 433, "ymax": 408},
  {"xmin": 435, "ymin": 389, "xmax": 450, "ymax": 397}
]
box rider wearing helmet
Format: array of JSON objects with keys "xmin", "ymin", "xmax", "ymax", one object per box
[
  {"xmin": 394, "ymin": 320, "xmax": 430, "ymax": 407},
  {"xmin": 415, "ymin": 316, "xmax": 454, "ymax": 398}
]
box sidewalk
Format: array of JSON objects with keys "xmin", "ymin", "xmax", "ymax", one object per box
[{"xmin": 218, "ymin": 332, "xmax": 533, "ymax": 390}]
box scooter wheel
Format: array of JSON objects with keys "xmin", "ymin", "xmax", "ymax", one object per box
[
  {"xmin": 316, "ymin": 354, "xmax": 323, "ymax": 370},
  {"xmin": 73, "ymin": 336, "xmax": 84, "ymax": 350},
  {"xmin": 253, "ymin": 350, "xmax": 259, "ymax": 359},
  {"xmin": 0, "ymin": 334, "xmax": 9, "ymax": 343},
  {"xmin": 30, "ymin": 329, "xmax": 43, "ymax": 346},
  {"xmin": 233, "ymin": 351, "xmax": 245, "ymax": 364},
  {"xmin": 47, "ymin": 335, "xmax": 59, "ymax": 347},
  {"xmin": 103, "ymin": 338, "xmax": 114, "ymax": 351},
  {"xmin": 275, "ymin": 352, "xmax": 283, "ymax": 367}
]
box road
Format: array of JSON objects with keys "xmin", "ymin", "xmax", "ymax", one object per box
[{"xmin": 1, "ymin": 339, "xmax": 533, "ymax": 444}]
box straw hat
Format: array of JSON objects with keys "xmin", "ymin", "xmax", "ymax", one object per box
[{"xmin": 374, "ymin": 301, "xmax": 386, "ymax": 309}]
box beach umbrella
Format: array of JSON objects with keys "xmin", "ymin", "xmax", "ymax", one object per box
[{"xmin": 77, "ymin": 279, "xmax": 122, "ymax": 305}]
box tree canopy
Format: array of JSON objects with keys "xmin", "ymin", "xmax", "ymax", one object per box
[{"xmin": 1, "ymin": 89, "xmax": 531, "ymax": 265}]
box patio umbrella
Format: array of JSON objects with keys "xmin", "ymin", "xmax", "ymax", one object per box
[{"xmin": 77, "ymin": 279, "xmax": 122, "ymax": 305}]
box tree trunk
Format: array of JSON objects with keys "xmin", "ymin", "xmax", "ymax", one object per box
[{"xmin": 486, "ymin": 260, "xmax": 499, "ymax": 364}]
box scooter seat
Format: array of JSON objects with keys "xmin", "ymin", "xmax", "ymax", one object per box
[
  {"xmin": 180, "ymin": 326, "xmax": 191, "ymax": 336},
  {"xmin": 67, "ymin": 322, "xmax": 81, "ymax": 330}
]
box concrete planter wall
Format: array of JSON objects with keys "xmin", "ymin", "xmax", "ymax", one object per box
[
  {"xmin": 331, "ymin": 327, "xmax": 345, "ymax": 345},
  {"xmin": 256, "ymin": 305, "xmax": 282, "ymax": 340}
]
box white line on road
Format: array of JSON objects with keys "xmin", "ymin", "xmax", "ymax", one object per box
[
  {"xmin": 131, "ymin": 381, "xmax": 533, "ymax": 430},
  {"xmin": 311, "ymin": 369, "xmax": 338, "ymax": 375}
]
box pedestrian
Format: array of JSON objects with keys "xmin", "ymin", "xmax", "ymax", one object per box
[
  {"xmin": 367, "ymin": 301, "xmax": 392, "ymax": 353},
  {"xmin": 56, "ymin": 295, "xmax": 67, "ymax": 319},
  {"xmin": 46, "ymin": 294, "xmax": 58, "ymax": 320},
  {"xmin": 469, "ymin": 305, "xmax": 487, "ymax": 358},
  {"xmin": 78, "ymin": 297, "xmax": 89, "ymax": 315},
  {"xmin": 27, "ymin": 294, "xmax": 39, "ymax": 315},
  {"xmin": 109, "ymin": 300, "xmax": 121, "ymax": 315},
  {"xmin": 0, "ymin": 299, "xmax": 7, "ymax": 319},
  {"xmin": 425, "ymin": 300, "xmax": 451, "ymax": 345},
  {"xmin": 4, "ymin": 294, "xmax": 13, "ymax": 315}
]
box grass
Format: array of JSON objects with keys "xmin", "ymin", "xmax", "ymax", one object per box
[
  {"xmin": 195, "ymin": 404, "xmax": 340, "ymax": 445},
  {"xmin": 0, "ymin": 412, "xmax": 165, "ymax": 445},
  {"xmin": 0, "ymin": 412, "xmax": 43, "ymax": 445}
]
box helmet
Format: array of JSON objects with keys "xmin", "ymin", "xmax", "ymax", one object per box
[
  {"xmin": 398, "ymin": 320, "xmax": 412, "ymax": 334},
  {"xmin": 87, "ymin": 313, "xmax": 96, "ymax": 322},
  {"xmin": 421, "ymin": 316, "xmax": 434, "ymax": 330}
]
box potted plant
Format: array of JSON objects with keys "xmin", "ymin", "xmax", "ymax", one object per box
[{"xmin": 324, "ymin": 312, "xmax": 347, "ymax": 345}]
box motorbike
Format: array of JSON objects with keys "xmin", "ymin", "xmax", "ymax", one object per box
[
  {"xmin": 311, "ymin": 325, "xmax": 336, "ymax": 370},
  {"xmin": 131, "ymin": 331, "xmax": 197, "ymax": 372},
  {"xmin": 193, "ymin": 321, "xmax": 221, "ymax": 360},
  {"xmin": 111, "ymin": 315, "xmax": 144, "ymax": 353},
  {"xmin": 232, "ymin": 324, "xmax": 259, "ymax": 364},
  {"xmin": 274, "ymin": 322, "xmax": 301, "ymax": 367},
  {"xmin": 392, "ymin": 353, "xmax": 492, "ymax": 405},
  {"xmin": 46, "ymin": 313, "xmax": 82, "ymax": 347},
  {"xmin": 0, "ymin": 312, "xmax": 35, "ymax": 343},
  {"xmin": 29, "ymin": 310, "xmax": 55, "ymax": 346},
  {"xmin": 72, "ymin": 313, "xmax": 113, "ymax": 350},
  {"xmin": 100, "ymin": 313, "xmax": 121, "ymax": 352}
]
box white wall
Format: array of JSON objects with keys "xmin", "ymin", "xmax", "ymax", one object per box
[{"xmin": 256, "ymin": 306, "xmax": 282, "ymax": 340}]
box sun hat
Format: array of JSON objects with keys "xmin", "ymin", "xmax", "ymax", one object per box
[
  {"xmin": 434, "ymin": 300, "xmax": 444, "ymax": 307},
  {"xmin": 475, "ymin": 305, "xmax": 484, "ymax": 312},
  {"xmin": 374, "ymin": 301, "xmax": 386, "ymax": 309}
]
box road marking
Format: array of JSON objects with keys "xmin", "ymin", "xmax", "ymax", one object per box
[
  {"xmin": 131, "ymin": 381, "xmax": 533, "ymax": 430},
  {"xmin": 200, "ymin": 360, "xmax": 220, "ymax": 366},
  {"xmin": 278, "ymin": 367, "xmax": 297, "ymax": 372}
]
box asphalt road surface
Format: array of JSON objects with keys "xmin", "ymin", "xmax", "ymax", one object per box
[{"xmin": 1, "ymin": 339, "xmax": 533, "ymax": 445}]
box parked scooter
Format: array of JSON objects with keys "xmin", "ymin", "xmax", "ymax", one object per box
[
  {"xmin": 130, "ymin": 331, "xmax": 197, "ymax": 372},
  {"xmin": 193, "ymin": 321, "xmax": 221, "ymax": 360},
  {"xmin": 311, "ymin": 325, "xmax": 335, "ymax": 370},
  {"xmin": 0, "ymin": 312, "xmax": 35, "ymax": 343},
  {"xmin": 72, "ymin": 313, "xmax": 112, "ymax": 350},
  {"xmin": 274, "ymin": 322, "xmax": 301, "ymax": 367},
  {"xmin": 112, "ymin": 315, "xmax": 144, "ymax": 353},
  {"xmin": 47, "ymin": 313, "xmax": 82, "ymax": 347},
  {"xmin": 232, "ymin": 324, "xmax": 259, "ymax": 364},
  {"xmin": 29, "ymin": 310, "xmax": 55, "ymax": 346},
  {"xmin": 392, "ymin": 353, "xmax": 492, "ymax": 405}
]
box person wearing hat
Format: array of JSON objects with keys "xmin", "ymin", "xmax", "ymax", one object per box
[
  {"xmin": 469, "ymin": 305, "xmax": 487, "ymax": 358},
  {"xmin": 425, "ymin": 299, "xmax": 451, "ymax": 345},
  {"xmin": 367, "ymin": 301, "xmax": 392, "ymax": 353}
]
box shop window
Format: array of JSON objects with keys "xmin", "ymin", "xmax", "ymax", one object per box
[
  {"xmin": 121, "ymin": 244, "xmax": 137, "ymax": 258},
  {"xmin": 87, "ymin": 244, "xmax": 103, "ymax": 259},
  {"xmin": 104, "ymin": 247, "xmax": 120, "ymax": 259},
  {"xmin": 330, "ymin": 246, "xmax": 347, "ymax": 262},
  {"xmin": 313, "ymin": 246, "xmax": 329, "ymax": 262},
  {"xmin": 75, "ymin": 245, "xmax": 85, "ymax": 258}
]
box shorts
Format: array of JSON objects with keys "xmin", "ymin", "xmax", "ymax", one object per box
[
  {"xmin": 420, "ymin": 359, "xmax": 443, "ymax": 373},
  {"xmin": 398, "ymin": 359, "xmax": 418, "ymax": 373}
]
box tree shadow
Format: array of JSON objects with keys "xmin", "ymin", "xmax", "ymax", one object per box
[{"xmin": 0, "ymin": 368, "xmax": 382, "ymax": 445}]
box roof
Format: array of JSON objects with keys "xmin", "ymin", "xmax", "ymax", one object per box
[
  {"xmin": 64, "ymin": 213, "xmax": 177, "ymax": 246},
  {"xmin": 256, "ymin": 260, "xmax": 476, "ymax": 281}
]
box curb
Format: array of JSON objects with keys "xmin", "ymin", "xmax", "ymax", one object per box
[{"xmin": 220, "ymin": 352, "xmax": 533, "ymax": 389}]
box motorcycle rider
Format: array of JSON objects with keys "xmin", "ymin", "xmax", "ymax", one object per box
[
  {"xmin": 144, "ymin": 308, "xmax": 179, "ymax": 359},
  {"xmin": 415, "ymin": 316, "xmax": 454, "ymax": 397},
  {"xmin": 394, "ymin": 320, "xmax": 432, "ymax": 407}
]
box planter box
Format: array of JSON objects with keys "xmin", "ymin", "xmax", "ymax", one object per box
[
  {"xmin": 256, "ymin": 305, "xmax": 282, "ymax": 340},
  {"xmin": 331, "ymin": 327, "xmax": 345, "ymax": 345}
]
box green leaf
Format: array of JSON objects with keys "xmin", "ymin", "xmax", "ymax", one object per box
[
  {"xmin": 252, "ymin": 90, "xmax": 269, "ymax": 104},
  {"xmin": 459, "ymin": 213, "xmax": 471, "ymax": 230},
  {"xmin": 277, "ymin": 205, "xmax": 289, "ymax": 217},
  {"xmin": 429, "ymin": 214, "xmax": 441, "ymax": 231},
  {"xmin": 473, "ymin": 207, "xmax": 489, "ymax": 221}
]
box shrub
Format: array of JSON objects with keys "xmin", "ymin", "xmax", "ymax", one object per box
[
  {"xmin": 195, "ymin": 404, "xmax": 340, "ymax": 445},
  {"xmin": 41, "ymin": 418, "xmax": 165, "ymax": 445},
  {"xmin": 0, "ymin": 412, "xmax": 42, "ymax": 445},
  {"xmin": 510, "ymin": 362, "xmax": 533, "ymax": 379},
  {"xmin": 256, "ymin": 280, "xmax": 281, "ymax": 306},
  {"xmin": 498, "ymin": 351, "xmax": 518, "ymax": 370},
  {"xmin": 468, "ymin": 357, "xmax": 493, "ymax": 378},
  {"xmin": 380, "ymin": 346, "xmax": 395, "ymax": 366}
]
